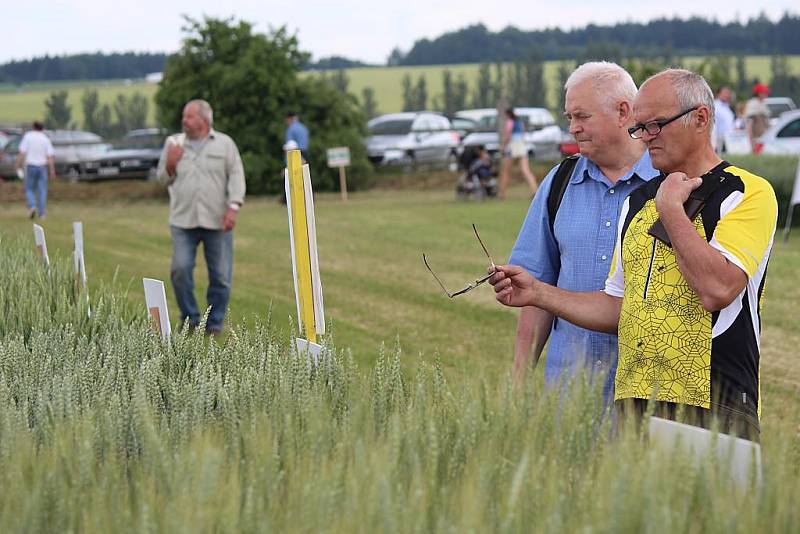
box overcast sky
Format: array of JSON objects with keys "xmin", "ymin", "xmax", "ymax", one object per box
[{"xmin": 3, "ymin": 0, "xmax": 798, "ymax": 65}]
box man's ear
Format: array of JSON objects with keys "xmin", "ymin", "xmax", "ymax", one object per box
[
  {"xmin": 618, "ymin": 101, "xmax": 631, "ymax": 126},
  {"xmin": 695, "ymin": 105, "xmax": 712, "ymax": 131}
]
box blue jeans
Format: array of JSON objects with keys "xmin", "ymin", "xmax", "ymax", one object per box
[
  {"xmin": 24, "ymin": 165, "xmax": 48, "ymax": 216},
  {"xmin": 170, "ymin": 226, "xmax": 233, "ymax": 331}
]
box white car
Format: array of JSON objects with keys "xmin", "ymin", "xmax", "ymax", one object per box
[
  {"xmin": 764, "ymin": 97, "xmax": 796, "ymax": 125},
  {"xmin": 365, "ymin": 112, "xmax": 460, "ymax": 167},
  {"xmin": 456, "ymin": 107, "xmax": 563, "ymax": 161},
  {"xmin": 755, "ymin": 109, "xmax": 800, "ymax": 155}
]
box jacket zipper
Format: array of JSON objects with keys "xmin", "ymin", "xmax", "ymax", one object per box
[{"xmin": 643, "ymin": 238, "xmax": 657, "ymax": 299}]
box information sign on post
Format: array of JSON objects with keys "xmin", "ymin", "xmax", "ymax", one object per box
[
  {"xmin": 326, "ymin": 146, "xmax": 351, "ymax": 201},
  {"xmin": 143, "ymin": 278, "xmax": 171, "ymax": 341},
  {"xmin": 32, "ymin": 224, "xmax": 49, "ymax": 266}
]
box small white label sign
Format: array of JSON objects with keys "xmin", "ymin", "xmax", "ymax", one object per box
[
  {"xmin": 326, "ymin": 146, "xmax": 351, "ymax": 168},
  {"xmin": 32, "ymin": 224, "xmax": 49, "ymax": 266},
  {"xmin": 143, "ymin": 278, "xmax": 171, "ymax": 341}
]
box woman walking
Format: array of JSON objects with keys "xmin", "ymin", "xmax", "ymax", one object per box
[{"xmin": 498, "ymin": 108, "xmax": 539, "ymax": 198}]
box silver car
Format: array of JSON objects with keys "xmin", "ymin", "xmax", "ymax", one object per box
[
  {"xmin": 366, "ymin": 112, "xmax": 460, "ymax": 167},
  {"xmin": 756, "ymin": 109, "xmax": 800, "ymax": 155},
  {"xmin": 0, "ymin": 130, "xmax": 111, "ymax": 180},
  {"xmin": 457, "ymin": 107, "xmax": 563, "ymax": 161}
]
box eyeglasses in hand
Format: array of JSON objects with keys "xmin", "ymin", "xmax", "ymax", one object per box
[{"xmin": 422, "ymin": 224, "xmax": 496, "ymax": 298}]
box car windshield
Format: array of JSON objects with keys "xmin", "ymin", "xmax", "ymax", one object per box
[
  {"xmin": 767, "ymin": 102, "xmax": 793, "ymax": 118},
  {"xmin": 369, "ymin": 119, "xmax": 413, "ymax": 135},
  {"xmin": 117, "ymin": 134, "xmax": 166, "ymax": 150}
]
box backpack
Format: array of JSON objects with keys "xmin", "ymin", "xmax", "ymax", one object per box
[{"xmin": 546, "ymin": 154, "xmax": 580, "ymax": 236}]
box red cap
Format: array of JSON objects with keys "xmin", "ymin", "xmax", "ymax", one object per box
[{"xmin": 753, "ymin": 83, "xmax": 770, "ymax": 96}]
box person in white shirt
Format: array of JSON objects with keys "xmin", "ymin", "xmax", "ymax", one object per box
[
  {"xmin": 16, "ymin": 121, "xmax": 56, "ymax": 219},
  {"xmin": 712, "ymin": 86, "xmax": 735, "ymax": 153}
]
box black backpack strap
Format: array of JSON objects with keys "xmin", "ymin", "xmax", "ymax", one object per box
[{"xmin": 547, "ymin": 155, "xmax": 580, "ymax": 236}]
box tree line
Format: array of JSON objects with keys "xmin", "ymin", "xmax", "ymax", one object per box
[
  {"xmin": 41, "ymin": 89, "xmax": 149, "ymax": 139},
  {"xmin": 394, "ymin": 14, "xmax": 800, "ymax": 65},
  {"xmin": 0, "ymin": 52, "xmax": 167, "ymax": 84}
]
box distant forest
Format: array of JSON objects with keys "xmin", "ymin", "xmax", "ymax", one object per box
[
  {"xmin": 3, "ymin": 14, "xmax": 800, "ymax": 83},
  {"xmin": 393, "ymin": 14, "xmax": 800, "ymax": 65},
  {"xmin": 0, "ymin": 52, "xmax": 168, "ymax": 83}
]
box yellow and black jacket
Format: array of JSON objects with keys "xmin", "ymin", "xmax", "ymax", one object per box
[{"xmin": 605, "ymin": 161, "xmax": 778, "ymax": 430}]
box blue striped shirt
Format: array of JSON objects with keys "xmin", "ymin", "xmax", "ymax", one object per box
[{"xmin": 509, "ymin": 152, "xmax": 659, "ymax": 399}]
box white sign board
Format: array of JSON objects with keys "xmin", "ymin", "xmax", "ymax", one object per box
[
  {"xmin": 143, "ymin": 278, "xmax": 171, "ymax": 341},
  {"xmin": 648, "ymin": 416, "xmax": 761, "ymax": 489},
  {"xmin": 326, "ymin": 146, "xmax": 351, "ymax": 168},
  {"xmin": 73, "ymin": 221, "xmax": 87, "ymax": 287},
  {"xmin": 791, "ymin": 158, "xmax": 800, "ymax": 208},
  {"xmin": 295, "ymin": 338, "xmax": 323, "ymax": 366},
  {"xmin": 284, "ymin": 165, "xmax": 326, "ymax": 337},
  {"xmin": 32, "ymin": 224, "xmax": 49, "ymax": 266},
  {"xmin": 723, "ymin": 130, "xmax": 752, "ymax": 155}
]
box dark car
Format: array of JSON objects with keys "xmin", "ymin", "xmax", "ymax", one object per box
[
  {"xmin": 81, "ymin": 128, "xmax": 169, "ymax": 180},
  {"xmin": 0, "ymin": 130, "xmax": 111, "ymax": 180}
]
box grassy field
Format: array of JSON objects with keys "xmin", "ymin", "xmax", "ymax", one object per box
[
  {"xmin": 2, "ymin": 55, "xmax": 799, "ymax": 127},
  {"xmin": 0, "ymin": 175, "xmax": 798, "ymax": 530},
  {"xmin": 0, "ymin": 78, "xmax": 158, "ymax": 126},
  {"xmin": 0, "ymin": 177, "xmax": 798, "ymax": 419},
  {"xmin": 0, "ymin": 178, "xmax": 798, "ymax": 531}
]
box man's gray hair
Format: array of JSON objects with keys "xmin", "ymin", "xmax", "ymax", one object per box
[
  {"xmin": 564, "ymin": 61, "xmax": 638, "ymax": 112},
  {"xmin": 642, "ymin": 69, "xmax": 715, "ymax": 128},
  {"xmin": 185, "ymin": 99, "xmax": 214, "ymax": 126}
]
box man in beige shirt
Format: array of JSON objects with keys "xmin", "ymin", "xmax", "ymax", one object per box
[{"xmin": 157, "ymin": 99, "xmax": 245, "ymax": 335}]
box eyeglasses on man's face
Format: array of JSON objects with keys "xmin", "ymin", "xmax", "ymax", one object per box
[
  {"xmin": 628, "ymin": 106, "xmax": 699, "ymax": 139},
  {"xmin": 423, "ymin": 224, "xmax": 496, "ymax": 299}
]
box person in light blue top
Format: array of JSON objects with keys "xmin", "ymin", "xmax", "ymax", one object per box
[
  {"xmin": 284, "ymin": 111, "xmax": 310, "ymax": 161},
  {"xmin": 508, "ymin": 62, "xmax": 660, "ymax": 402}
]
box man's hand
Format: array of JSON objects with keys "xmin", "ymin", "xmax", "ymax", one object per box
[
  {"xmin": 489, "ymin": 265, "xmax": 540, "ymax": 307},
  {"xmin": 655, "ymin": 172, "xmax": 703, "ymax": 217},
  {"xmin": 222, "ymin": 207, "xmax": 238, "ymax": 232},
  {"xmin": 165, "ymin": 143, "xmax": 184, "ymax": 176}
]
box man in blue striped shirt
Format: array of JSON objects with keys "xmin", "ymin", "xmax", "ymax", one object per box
[{"xmin": 509, "ymin": 62, "xmax": 659, "ymax": 401}]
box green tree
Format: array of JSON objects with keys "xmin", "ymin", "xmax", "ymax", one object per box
[
  {"xmin": 770, "ymin": 55, "xmax": 800, "ymax": 104},
  {"xmin": 113, "ymin": 92, "xmax": 149, "ymax": 136},
  {"xmin": 695, "ymin": 56, "xmax": 733, "ymax": 94},
  {"xmin": 556, "ymin": 60, "xmax": 574, "ymax": 121},
  {"xmin": 453, "ymin": 74, "xmax": 468, "ymax": 112},
  {"xmin": 735, "ymin": 55, "xmax": 750, "ymax": 99},
  {"xmin": 43, "ymin": 90, "xmax": 72, "ymax": 129},
  {"xmin": 155, "ymin": 16, "xmax": 369, "ymax": 194},
  {"xmin": 471, "ymin": 63, "xmax": 492, "ymax": 108},
  {"xmin": 522, "ymin": 53, "xmax": 546, "ymax": 107},
  {"xmin": 414, "ymin": 75, "xmax": 428, "ymax": 110},
  {"xmin": 328, "ymin": 69, "xmax": 349, "ymax": 93},
  {"xmin": 360, "ymin": 87, "xmax": 378, "ymax": 119},
  {"xmin": 402, "ymin": 74, "xmax": 414, "ymax": 111},
  {"xmin": 81, "ymin": 89, "xmax": 115, "ymax": 137}
]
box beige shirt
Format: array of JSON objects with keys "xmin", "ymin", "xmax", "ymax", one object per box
[
  {"xmin": 157, "ymin": 129, "xmax": 246, "ymax": 230},
  {"xmin": 743, "ymin": 98, "xmax": 771, "ymax": 139}
]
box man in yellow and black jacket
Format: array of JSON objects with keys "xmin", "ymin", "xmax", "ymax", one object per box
[{"xmin": 488, "ymin": 69, "xmax": 778, "ymax": 440}]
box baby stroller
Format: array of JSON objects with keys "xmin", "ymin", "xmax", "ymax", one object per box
[{"xmin": 456, "ymin": 146, "xmax": 498, "ymax": 200}]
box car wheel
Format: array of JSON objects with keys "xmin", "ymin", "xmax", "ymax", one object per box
[
  {"xmin": 66, "ymin": 166, "xmax": 80, "ymax": 183},
  {"xmin": 401, "ymin": 152, "xmax": 416, "ymax": 174}
]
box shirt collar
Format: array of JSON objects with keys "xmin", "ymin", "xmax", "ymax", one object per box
[{"xmin": 570, "ymin": 150, "xmax": 660, "ymax": 185}]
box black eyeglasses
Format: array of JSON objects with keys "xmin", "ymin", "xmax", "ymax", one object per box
[
  {"xmin": 628, "ymin": 106, "xmax": 699, "ymax": 139},
  {"xmin": 423, "ymin": 224, "xmax": 496, "ymax": 298}
]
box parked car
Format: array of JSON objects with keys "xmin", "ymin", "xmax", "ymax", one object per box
[
  {"xmin": 81, "ymin": 128, "xmax": 169, "ymax": 180},
  {"xmin": 0, "ymin": 130, "xmax": 111, "ymax": 180},
  {"xmin": 365, "ymin": 112, "xmax": 460, "ymax": 167},
  {"xmin": 764, "ymin": 97, "xmax": 796, "ymax": 124},
  {"xmin": 456, "ymin": 107, "xmax": 562, "ymax": 161},
  {"xmin": 449, "ymin": 116, "xmax": 478, "ymax": 139},
  {"xmin": 754, "ymin": 109, "xmax": 800, "ymax": 155}
]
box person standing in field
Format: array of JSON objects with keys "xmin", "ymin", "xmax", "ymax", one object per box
[
  {"xmin": 498, "ymin": 108, "xmax": 539, "ymax": 198},
  {"xmin": 743, "ymin": 83, "xmax": 771, "ymax": 150},
  {"xmin": 712, "ymin": 85, "xmax": 735, "ymax": 153},
  {"xmin": 509, "ymin": 62, "xmax": 659, "ymax": 402},
  {"xmin": 492, "ymin": 69, "xmax": 778, "ymax": 440},
  {"xmin": 16, "ymin": 121, "xmax": 56, "ymax": 219},
  {"xmin": 156, "ymin": 99, "xmax": 246, "ymax": 336},
  {"xmin": 284, "ymin": 112, "xmax": 309, "ymax": 161}
]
